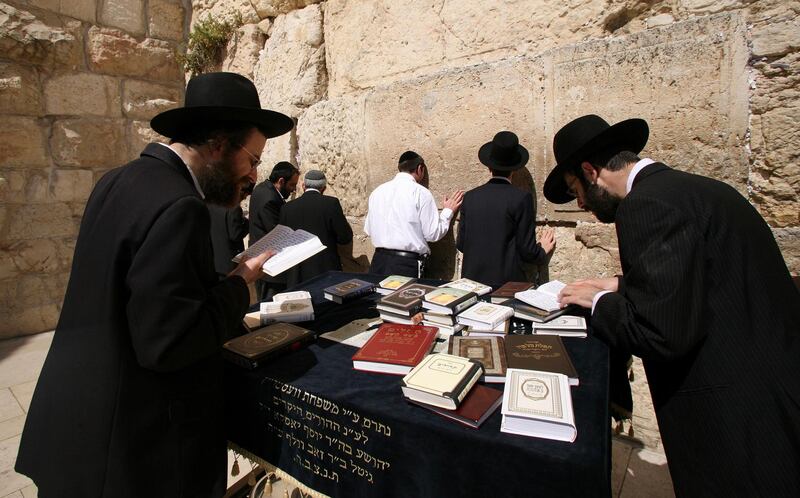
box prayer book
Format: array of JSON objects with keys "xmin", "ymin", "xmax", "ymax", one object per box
[
  {"xmin": 503, "ymin": 298, "xmax": 570, "ymax": 323},
  {"xmin": 514, "ymin": 280, "xmax": 567, "ymax": 313},
  {"xmin": 377, "ymin": 283, "xmax": 438, "ymax": 315},
  {"xmin": 323, "ymin": 278, "xmax": 376, "ymax": 304},
  {"xmin": 222, "ymin": 322, "xmax": 315, "ymax": 369},
  {"xmin": 456, "ymin": 302, "xmax": 514, "ymax": 330},
  {"xmin": 401, "ymin": 353, "xmax": 483, "ymax": 410},
  {"xmin": 352, "ymin": 323, "xmax": 438, "ymax": 375},
  {"xmin": 504, "ymin": 335, "xmax": 579, "ymax": 386},
  {"xmin": 441, "ymin": 277, "xmax": 493, "ymax": 296},
  {"xmin": 408, "ymin": 384, "xmax": 503, "ymax": 429},
  {"xmin": 501, "ymin": 369, "xmax": 576, "ymax": 442},
  {"xmin": 233, "ymin": 224, "xmax": 326, "ymax": 277},
  {"xmin": 421, "ymin": 321, "xmax": 465, "ymax": 336},
  {"xmin": 532, "ymin": 315, "xmax": 588, "ymax": 338},
  {"xmin": 489, "ymin": 281, "xmax": 534, "ymax": 304},
  {"xmin": 448, "ymin": 336, "xmax": 507, "ymax": 383},
  {"xmin": 260, "ymin": 291, "xmax": 314, "ymax": 324},
  {"xmin": 376, "ymin": 275, "xmax": 417, "ymax": 295},
  {"xmin": 422, "ymin": 312, "xmax": 457, "ymax": 326},
  {"xmin": 379, "ymin": 310, "xmax": 424, "ymax": 326},
  {"xmin": 422, "ymin": 288, "xmax": 478, "ymax": 315},
  {"xmin": 463, "ymin": 320, "xmax": 509, "ymax": 337}
]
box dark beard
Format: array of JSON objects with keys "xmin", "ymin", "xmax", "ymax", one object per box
[
  {"xmin": 584, "ymin": 182, "xmax": 622, "ymax": 223},
  {"xmin": 196, "ymin": 155, "xmax": 242, "ymax": 208}
]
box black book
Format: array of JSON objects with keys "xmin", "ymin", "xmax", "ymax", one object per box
[{"xmin": 323, "ymin": 278, "xmax": 376, "ymax": 304}]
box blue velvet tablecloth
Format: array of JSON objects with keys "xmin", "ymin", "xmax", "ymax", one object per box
[{"xmin": 225, "ymin": 271, "xmax": 611, "ymax": 498}]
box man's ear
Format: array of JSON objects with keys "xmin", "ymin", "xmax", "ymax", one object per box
[{"xmin": 580, "ymin": 161, "xmax": 598, "ymax": 184}]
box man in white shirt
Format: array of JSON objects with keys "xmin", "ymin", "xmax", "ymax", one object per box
[{"xmin": 364, "ymin": 151, "xmax": 464, "ymax": 277}]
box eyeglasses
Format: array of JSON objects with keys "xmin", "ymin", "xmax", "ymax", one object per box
[
  {"xmin": 566, "ymin": 177, "xmax": 580, "ymax": 198},
  {"xmin": 240, "ymin": 146, "xmax": 261, "ymax": 170}
]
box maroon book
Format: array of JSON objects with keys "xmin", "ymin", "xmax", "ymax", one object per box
[
  {"xmin": 489, "ymin": 281, "xmax": 534, "ymax": 303},
  {"xmin": 407, "ymin": 384, "xmax": 503, "ymax": 428},
  {"xmin": 352, "ymin": 323, "xmax": 438, "ymax": 375}
]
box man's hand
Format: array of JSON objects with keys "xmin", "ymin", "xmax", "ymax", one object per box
[
  {"xmin": 570, "ymin": 277, "xmax": 619, "ymax": 292},
  {"xmin": 443, "ymin": 190, "xmax": 464, "ymax": 212},
  {"xmin": 228, "ymin": 250, "xmax": 276, "ymax": 284},
  {"xmin": 539, "ymin": 227, "xmax": 556, "ymax": 254},
  {"xmin": 558, "ymin": 281, "xmax": 606, "ymax": 309}
]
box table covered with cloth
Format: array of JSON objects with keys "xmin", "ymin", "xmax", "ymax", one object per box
[{"xmin": 225, "ymin": 271, "xmax": 611, "ymax": 498}]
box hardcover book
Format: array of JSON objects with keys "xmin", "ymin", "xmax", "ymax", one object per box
[
  {"xmin": 440, "ymin": 278, "xmax": 493, "ymax": 296},
  {"xmin": 503, "ymin": 298, "xmax": 570, "ymax": 323},
  {"xmin": 222, "ymin": 322, "xmax": 315, "ymax": 369},
  {"xmin": 408, "ymin": 383, "xmax": 503, "ymax": 429},
  {"xmin": 489, "ymin": 281, "xmax": 534, "ymax": 304},
  {"xmin": 351, "ymin": 323, "xmax": 438, "ymax": 375},
  {"xmin": 323, "ymin": 278, "xmax": 376, "ymax": 304},
  {"xmin": 463, "ymin": 320, "xmax": 509, "ymax": 337},
  {"xmin": 233, "ymin": 224, "xmax": 326, "ymax": 277},
  {"xmin": 376, "ymin": 275, "xmax": 417, "ymax": 295},
  {"xmin": 401, "ymin": 353, "xmax": 483, "ymax": 410},
  {"xmin": 514, "ymin": 280, "xmax": 567, "ymax": 313},
  {"xmin": 533, "ymin": 315, "xmax": 588, "ymax": 338},
  {"xmin": 379, "ymin": 310, "xmax": 424, "ymax": 326},
  {"xmin": 422, "ymin": 312, "xmax": 457, "ymax": 326},
  {"xmin": 456, "ymin": 302, "xmax": 514, "ymax": 330},
  {"xmin": 504, "ymin": 335, "xmax": 579, "ymax": 386},
  {"xmin": 260, "ymin": 298, "xmax": 314, "ymax": 325},
  {"xmin": 421, "ymin": 321, "xmax": 465, "ymax": 336},
  {"xmin": 501, "ymin": 369, "xmax": 576, "ymax": 442},
  {"xmin": 422, "ymin": 287, "xmax": 478, "ymax": 315},
  {"xmin": 378, "ymin": 283, "xmax": 438, "ymax": 315},
  {"xmin": 448, "ymin": 336, "xmax": 507, "ymax": 383}
]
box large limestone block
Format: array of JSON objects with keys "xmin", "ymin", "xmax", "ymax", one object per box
[
  {"xmin": 122, "ymin": 79, "xmax": 182, "ymax": 120},
  {"xmin": 296, "ymin": 94, "xmax": 367, "ymax": 216},
  {"xmin": 548, "ymin": 224, "xmax": 621, "ymax": 283},
  {"xmin": 774, "ymin": 228, "xmax": 800, "ymax": 275},
  {"xmin": 751, "ymin": 18, "xmax": 800, "ymax": 58},
  {"xmin": 50, "ymin": 118, "xmax": 128, "ymax": 167},
  {"xmin": 254, "ymin": 127, "xmax": 296, "ymax": 185},
  {"xmin": 253, "ymin": 0, "xmax": 321, "ymax": 17},
  {"xmin": 3, "ymin": 239, "xmax": 61, "ymax": 275},
  {"xmin": 0, "ymin": 3, "xmax": 83, "ymax": 68},
  {"xmin": 51, "ymin": 168, "xmax": 95, "ymax": 202},
  {"xmin": 128, "ymin": 120, "xmax": 167, "ymax": 159},
  {"xmin": 541, "ymin": 13, "xmax": 749, "ymax": 223},
  {"xmin": 87, "ymin": 27, "xmax": 182, "ymax": 81},
  {"xmin": 0, "ymin": 63, "xmax": 42, "ymax": 116},
  {"xmin": 191, "ymin": 0, "xmax": 259, "ymax": 26},
  {"xmin": 29, "ymin": 0, "xmax": 96, "ymax": 22},
  {"xmin": 44, "ymin": 72, "xmax": 122, "ymax": 117},
  {"xmin": 100, "ymin": 0, "xmax": 145, "ymax": 36},
  {"xmin": 0, "ymin": 273, "xmax": 67, "ymax": 336},
  {"xmin": 5, "ymin": 202, "xmax": 75, "ymax": 240},
  {"xmin": 0, "ymin": 117, "xmax": 49, "ymax": 168},
  {"xmin": 222, "ymin": 24, "xmax": 266, "ymax": 80},
  {"xmin": 254, "ymin": 4, "xmax": 326, "ymax": 117},
  {"xmin": 148, "ymin": 0, "xmax": 185, "ymax": 41},
  {"xmin": 0, "ymin": 169, "xmax": 64, "ymax": 203}
]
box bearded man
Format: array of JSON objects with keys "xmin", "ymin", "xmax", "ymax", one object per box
[
  {"xmin": 15, "ymin": 72, "xmax": 292, "ymax": 497},
  {"xmin": 546, "ymin": 114, "xmax": 800, "ymax": 496}
]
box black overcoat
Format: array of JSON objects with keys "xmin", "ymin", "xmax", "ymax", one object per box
[
  {"xmin": 209, "ymin": 204, "xmax": 248, "ymax": 276},
  {"xmin": 15, "ymin": 144, "xmax": 250, "ymax": 497},
  {"xmin": 248, "ymin": 180, "xmax": 284, "ymax": 244},
  {"xmin": 456, "ymin": 179, "xmax": 547, "ymax": 288},
  {"xmin": 278, "ymin": 190, "xmax": 353, "ymax": 288},
  {"xmin": 592, "ymin": 163, "xmax": 800, "ymax": 496}
]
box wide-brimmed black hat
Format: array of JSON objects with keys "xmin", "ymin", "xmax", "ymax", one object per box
[
  {"xmin": 478, "ymin": 131, "xmax": 529, "ymax": 171},
  {"xmin": 150, "ymin": 72, "xmax": 294, "ymax": 139},
  {"xmin": 543, "ymin": 115, "xmax": 648, "ymax": 204}
]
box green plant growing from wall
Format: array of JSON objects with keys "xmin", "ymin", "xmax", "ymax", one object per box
[{"xmin": 178, "ymin": 13, "xmax": 243, "ymax": 76}]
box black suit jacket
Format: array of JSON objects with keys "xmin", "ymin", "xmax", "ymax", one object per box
[
  {"xmin": 279, "ymin": 190, "xmax": 353, "ymax": 287},
  {"xmin": 248, "ymin": 180, "xmax": 284, "ymax": 244},
  {"xmin": 208, "ymin": 204, "xmax": 248, "ymax": 276},
  {"xmin": 592, "ymin": 163, "xmax": 800, "ymax": 496},
  {"xmin": 456, "ymin": 179, "xmax": 547, "ymax": 288},
  {"xmin": 16, "ymin": 144, "xmax": 250, "ymax": 497}
]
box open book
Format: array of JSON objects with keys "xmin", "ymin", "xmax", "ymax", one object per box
[
  {"xmin": 514, "ymin": 280, "xmax": 566, "ymax": 313},
  {"xmin": 233, "ymin": 224, "xmax": 326, "ymax": 277}
]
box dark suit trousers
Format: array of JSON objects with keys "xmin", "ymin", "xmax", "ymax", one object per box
[{"xmin": 368, "ymin": 251, "xmax": 421, "ymax": 278}]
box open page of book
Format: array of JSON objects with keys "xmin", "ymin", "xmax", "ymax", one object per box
[
  {"xmin": 514, "ymin": 280, "xmax": 566, "ymax": 312},
  {"xmin": 233, "ymin": 225, "xmax": 326, "ymax": 276}
]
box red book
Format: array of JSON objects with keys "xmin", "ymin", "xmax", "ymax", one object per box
[
  {"xmin": 407, "ymin": 384, "xmax": 503, "ymax": 428},
  {"xmin": 352, "ymin": 323, "xmax": 438, "ymax": 375}
]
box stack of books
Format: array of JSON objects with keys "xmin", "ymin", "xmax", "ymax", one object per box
[
  {"xmin": 375, "ymin": 275, "xmax": 416, "ymax": 296},
  {"xmin": 532, "ymin": 315, "xmax": 588, "ymax": 338},
  {"xmin": 351, "ymin": 323, "xmax": 438, "ymax": 375},
  {"xmin": 259, "ymin": 290, "xmax": 314, "ymax": 325},
  {"xmin": 375, "ymin": 283, "xmax": 436, "ymax": 325},
  {"xmin": 488, "ymin": 281, "xmax": 534, "ymax": 304},
  {"xmin": 323, "ymin": 278, "xmax": 376, "ymax": 304},
  {"xmin": 422, "ymin": 287, "xmax": 478, "ymax": 316},
  {"xmin": 456, "ymin": 302, "xmax": 514, "ymax": 336},
  {"xmin": 421, "ymin": 312, "xmax": 465, "ymax": 336},
  {"xmin": 440, "ymin": 278, "xmax": 493, "ymax": 297}
]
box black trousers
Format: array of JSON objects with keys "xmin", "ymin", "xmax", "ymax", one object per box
[{"xmin": 368, "ymin": 250, "xmax": 425, "ymax": 278}]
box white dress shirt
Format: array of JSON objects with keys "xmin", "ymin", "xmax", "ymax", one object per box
[{"xmin": 364, "ymin": 172, "xmax": 453, "ymax": 255}]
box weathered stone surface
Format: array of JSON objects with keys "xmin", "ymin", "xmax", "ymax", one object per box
[
  {"xmin": 0, "ymin": 117, "xmax": 49, "ymax": 168},
  {"xmin": 0, "ymin": 273, "xmax": 67, "ymax": 337},
  {"xmin": 44, "ymin": 72, "xmax": 122, "ymax": 117},
  {"xmin": 751, "ymin": 18, "xmax": 800, "ymax": 58},
  {"xmin": 60, "ymin": 0, "xmax": 97, "ymax": 23},
  {"xmin": 222, "ymin": 24, "xmax": 266, "ymax": 80},
  {"xmin": 0, "ymin": 3, "xmax": 83, "ymax": 68},
  {"xmin": 253, "ymin": 4, "xmax": 326, "ymax": 117},
  {"xmin": 0, "ymin": 301, "xmax": 61, "ymax": 338},
  {"xmin": 50, "ymin": 118, "xmax": 127, "ymax": 167},
  {"xmin": 148, "ymin": 0, "xmax": 185, "ymax": 41},
  {"xmin": 547, "ymin": 225, "xmax": 621, "ymax": 283},
  {"xmin": 646, "ymin": 13, "xmax": 674, "ymax": 28},
  {"xmin": 128, "ymin": 120, "xmax": 167, "ymax": 158},
  {"xmin": 51, "ymin": 168, "xmax": 94, "ymax": 201},
  {"xmin": 191, "ymin": 0, "xmax": 259, "ymax": 26},
  {"xmin": 254, "ymin": 126, "xmax": 296, "ymax": 187},
  {"xmin": 0, "ymin": 169, "xmax": 61, "ymax": 203},
  {"xmin": 5, "ymin": 240, "xmax": 61, "ymax": 274},
  {"xmin": 0, "ymin": 63, "xmax": 42, "ymax": 116},
  {"xmin": 87, "ymin": 27, "xmax": 182, "ymax": 81},
  {"xmin": 677, "ymin": 0, "xmax": 741, "ymax": 15},
  {"xmin": 100, "ymin": 0, "xmax": 145, "ymax": 36},
  {"xmin": 773, "ymin": 228, "xmax": 800, "ymax": 275},
  {"xmin": 5, "ymin": 202, "xmax": 75, "ymax": 240},
  {"xmin": 252, "ymin": 0, "xmax": 321, "ymax": 18},
  {"xmin": 122, "ymin": 80, "xmax": 181, "ymax": 120}
]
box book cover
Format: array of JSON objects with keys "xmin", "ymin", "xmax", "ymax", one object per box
[
  {"xmin": 352, "ymin": 323, "xmax": 438, "ymax": 375},
  {"xmin": 501, "ymin": 369, "xmax": 576, "ymax": 442},
  {"xmin": 233, "ymin": 224, "xmax": 326, "ymax": 277},
  {"xmin": 489, "ymin": 281, "xmax": 534, "ymax": 303},
  {"xmin": 379, "ymin": 275, "xmax": 417, "ymax": 292},
  {"xmin": 503, "ymin": 298, "xmax": 570, "ymax": 323},
  {"xmin": 514, "ymin": 280, "xmax": 567, "ymax": 312},
  {"xmin": 448, "ymin": 336, "xmax": 507, "ymax": 382},
  {"xmin": 379, "ymin": 283, "xmax": 438, "ymax": 313},
  {"xmin": 504, "ymin": 335, "xmax": 579, "ymax": 386},
  {"xmin": 222, "ymin": 322, "xmax": 315, "ymax": 369},
  {"xmin": 463, "ymin": 320, "xmax": 509, "ymax": 337},
  {"xmin": 423, "ymin": 288, "xmax": 478, "ymax": 315},
  {"xmin": 401, "ymin": 353, "xmax": 484, "ymax": 410},
  {"xmin": 260, "ymin": 298, "xmax": 314, "ymax": 324},
  {"xmin": 407, "ymin": 384, "xmax": 503, "ymax": 429},
  {"xmin": 456, "ymin": 302, "xmax": 514, "ymax": 329},
  {"xmin": 323, "ymin": 278, "xmax": 376, "ymax": 303},
  {"xmin": 379, "ymin": 310, "xmax": 424, "ymax": 326},
  {"xmin": 421, "ymin": 321, "xmax": 465, "ymax": 336},
  {"xmin": 422, "ymin": 312, "xmax": 457, "ymax": 326},
  {"xmin": 441, "ymin": 278, "xmax": 493, "ymax": 296}
]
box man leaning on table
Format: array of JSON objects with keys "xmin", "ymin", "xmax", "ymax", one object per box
[
  {"xmin": 16, "ymin": 72, "xmax": 286, "ymax": 497},
  {"xmin": 547, "ymin": 114, "xmax": 800, "ymax": 496}
]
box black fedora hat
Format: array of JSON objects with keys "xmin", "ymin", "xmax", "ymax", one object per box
[
  {"xmin": 150, "ymin": 72, "xmax": 294, "ymax": 139},
  {"xmin": 543, "ymin": 115, "xmax": 649, "ymax": 204},
  {"xmin": 478, "ymin": 131, "xmax": 529, "ymax": 171}
]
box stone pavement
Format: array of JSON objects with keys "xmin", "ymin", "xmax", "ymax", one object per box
[{"xmin": 0, "ymin": 332, "xmax": 674, "ymax": 497}]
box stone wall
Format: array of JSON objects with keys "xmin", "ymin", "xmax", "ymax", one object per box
[{"xmin": 0, "ymin": 0, "xmax": 187, "ymax": 338}]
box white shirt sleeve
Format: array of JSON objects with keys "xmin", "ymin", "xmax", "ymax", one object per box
[{"xmin": 418, "ymin": 190, "xmax": 452, "ymax": 243}]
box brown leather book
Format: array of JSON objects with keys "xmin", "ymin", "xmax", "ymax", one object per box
[
  {"xmin": 378, "ymin": 283, "xmax": 438, "ymax": 315},
  {"xmin": 503, "ymin": 335, "xmax": 579, "ymax": 386},
  {"xmin": 448, "ymin": 336, "xmax": 507, "ymax": 383},
  {"xmin": 407, "ymin": 384, "xmax": 503, "ymax": 429},
  {"xmin": 489, "ymin": 282, "xmax": 534, "ymax": 303},
  {"xmin": 222, "ymin": 322, "xmax": 315, "ymax": 369}
]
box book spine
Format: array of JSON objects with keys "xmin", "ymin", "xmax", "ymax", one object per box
[{"xmin": 442, "ymin": 362, "xmax": 484, "ymax": 405}]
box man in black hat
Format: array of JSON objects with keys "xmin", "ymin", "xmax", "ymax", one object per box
[
  {"xmin": 279, "ymin": 170, "xmax": 353, "ymax": 287},
  {"xmin": 547, "ymin": 114, "xmax": 800, "ymax": 496},
  {"xmin": 456, "ymin": 131, "xmax": 555, "ymax": 288},
  {"xmin": 249, "ymin": 161, "xmax": 300, "ymax": 299},
  {"xmin": 365, "ymin": 151, "xmax": 464, "ymax": 277},
  {"xmin": 16, "ymin": 72, "xmax": 294, "ymax": 497}
]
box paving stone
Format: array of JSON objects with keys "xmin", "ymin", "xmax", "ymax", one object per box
[
  {"xmin": 10, "ymin": 382, "xmax": 36, "ymax": 413},
  {"xmin": 611, "ymin": 438, "xmax": 634, "ymax": 496},
  {"xmin": 0, "ymin": 436, "xmax": 32, "ymax": 497},
  {"xmin": 0, "ymin": 415, "xmax": 26, "ymax": 442},
  {"xmin": 620, "ymin": 448, "xmax": 675, "ymax": 498},
  {"xmin": 0, "ymin": 332, "xmax": 52, "ymax": 389},
  {"xmin": 0, "ymin": 390, "xmax": 23, "ymax": 424}
]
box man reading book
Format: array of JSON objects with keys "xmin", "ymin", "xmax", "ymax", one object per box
[
  {"xmin": 16, "ymin": 72, "xmax": 288, "ymax": 498},
  {"xmin": 546, "ymin": 114, "xmax": 800, "ymax": 496}
]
